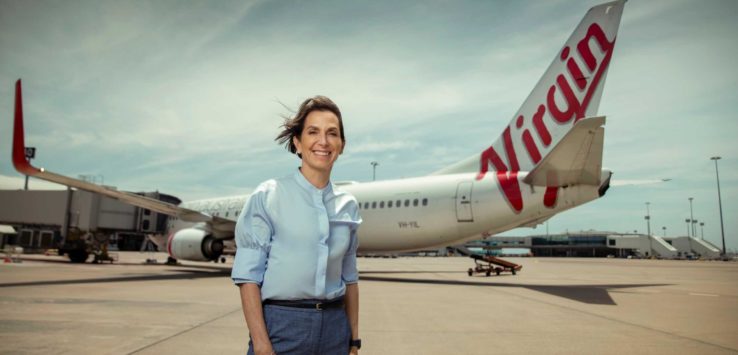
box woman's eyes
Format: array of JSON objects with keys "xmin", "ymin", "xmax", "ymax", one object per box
[{"xmin": 307, "ymin": 130, "xmax": 339, "ymax": 136}]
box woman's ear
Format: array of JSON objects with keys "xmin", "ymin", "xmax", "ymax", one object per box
[{"xmin": 292, "ymin": 136, "xmax": 302, "ymax": 155}]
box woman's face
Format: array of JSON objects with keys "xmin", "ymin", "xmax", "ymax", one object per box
[{"xmin": 293, "ymin": 110, "xmax": 344, "ymax": 175}]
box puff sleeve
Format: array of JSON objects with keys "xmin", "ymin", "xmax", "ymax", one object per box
[
  {"xmin": 231, "ymin": 183, "xmax": 274, "ymax": 285},
  {"xmin": 341, "ymin": 200, "xmax": 362, "ymax": 284}
]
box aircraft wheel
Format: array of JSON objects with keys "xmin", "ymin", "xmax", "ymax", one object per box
[
  {"xmin": 495, "ymin": 269, "xmax": 501, "ymax": 276},
  {"xmin": 220, "ymin": 257, "xmax": 226, "ymax": 263},
  {"xmin": 485, "ymin": 270, "xmax": 491, "ymax": 277},
  {"xmin": 467, "ymin": 268, "xmax": 473, "ymax": 277},
  {"xmin": 512, "ymin": 269, "xmax": 517, "ymax": 275}
]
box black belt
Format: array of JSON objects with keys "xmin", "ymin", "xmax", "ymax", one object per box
[{"xmin": 263, "ymin": 298, "xmax": 344, "ymax": 310}]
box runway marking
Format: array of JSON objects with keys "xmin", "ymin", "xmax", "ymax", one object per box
[
  {"xmin": 126, "ymin": 307, "xmax": 241, "ymax": 354},
  {"xmin": 689, "ymin": 292, "xmax": 719, "ymax": 297}
]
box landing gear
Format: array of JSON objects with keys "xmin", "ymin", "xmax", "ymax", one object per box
[{"xmin": 166, "ymin": 256, "xmax": 178, "ymax": 265}]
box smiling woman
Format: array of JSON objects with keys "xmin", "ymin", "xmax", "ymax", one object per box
[{"xmin": 232, "ymin": 96, "xmax": 362, "ymax": 355}]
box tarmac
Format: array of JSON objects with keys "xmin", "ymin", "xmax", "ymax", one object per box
[{"xmin": 0, "ymin": 252, "xmax": 737, "ymax": 355}]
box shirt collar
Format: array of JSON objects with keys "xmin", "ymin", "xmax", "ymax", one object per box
[{"xmin": 294, "ymin": 168, "xmax": 334, "ymax": 196}]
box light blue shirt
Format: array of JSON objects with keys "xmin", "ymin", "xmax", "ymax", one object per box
[{"xmin": 231, "ymin": 169, "xmax": 362, "ymax": 301}]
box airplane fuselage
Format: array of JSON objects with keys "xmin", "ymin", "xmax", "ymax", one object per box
[{"xmin": 165, "ymin": 170, "xmax": 607, "ymax": 254}]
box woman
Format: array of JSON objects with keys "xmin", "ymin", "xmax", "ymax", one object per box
[{"xmin": 232, "ymin": 96, "xmax": 362, "ymax": 355}]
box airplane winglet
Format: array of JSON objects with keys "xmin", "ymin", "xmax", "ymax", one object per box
[
  {"xmin": 12, "ymin": 79, "xmax": 41, "ymax": 176},
  {"xmin": 8, "ymin": 80, "xmax": 231, "ymax": 232}
]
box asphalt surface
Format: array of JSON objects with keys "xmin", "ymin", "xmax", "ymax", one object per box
[{"xmin": 1, "ymin": 252, "xmax": 736, "ymax": 354}]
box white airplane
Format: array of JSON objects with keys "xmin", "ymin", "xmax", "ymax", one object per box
[{"xmin": 10, "ymin": 0, "xmax": 626, "ymax": 263}]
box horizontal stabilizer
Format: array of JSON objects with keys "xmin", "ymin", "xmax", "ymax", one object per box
[
  {"xmin": 519, "ymin": 215, "xmax": 553, "ymax": 228},
  {"xmin": 523, "ymin": 116, "xmax": 605, "ymax": 187}
]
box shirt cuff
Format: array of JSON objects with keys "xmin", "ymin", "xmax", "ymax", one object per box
[
  {"xmin": 232, "ymin": 279, "xmax": 261, "ymax": 285},
  {"xmin": 230, "ymin": 247, "xmax": 267, "ymax": 285}
]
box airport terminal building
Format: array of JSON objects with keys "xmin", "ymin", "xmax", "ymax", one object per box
[{"xmin": 468, "ymin": 231, "xmax": 722, "ymax": 259}]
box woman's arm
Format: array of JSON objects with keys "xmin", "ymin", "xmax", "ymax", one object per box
[
  {"xmin": 345, "ymin": 283, "xmax": 359, "ymax": 354},
  {"xmin": 239, "ymin": 283, "xmax": 274, "ymax": 355}
]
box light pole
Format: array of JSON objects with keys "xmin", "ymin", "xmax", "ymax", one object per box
[
  {"xmin": 370, "ymin": 161, "xmax": 379, "ymax": 181},
  {"xmin": 685, "ymin": 219, "xmax": 690, "ymax": 237},
  {"xmin": 692, "ymin": 219, "xmax": 698, "ymax": 239},
  {"xmin": 23, "ymin": 147, "xmax": 36, "ymax": 190},
  {"xmin": 700, "ymin": 222, "xmax": 705, "ymax": 240},
  {"xmin": 710, "ymin": 156, "xmax": 726, "ymax": 255},
  {"xmin": 645, "ymin": 202, "xmax": 651, "ymax": 236},
  {"xmin": 689, "ymin": 197, "xmax": 694, "ymax": 237}
]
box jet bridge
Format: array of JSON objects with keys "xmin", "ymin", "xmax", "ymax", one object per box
[{"xmin": 0, "ymin": 188, "xmax": 179, "ymax": 262}]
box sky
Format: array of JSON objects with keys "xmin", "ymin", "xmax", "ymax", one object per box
[{"xmin": 0, "ymin": 0, "xmax": 736, "ymax": 251}]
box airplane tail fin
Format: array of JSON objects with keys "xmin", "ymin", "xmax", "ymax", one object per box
[{"xmin": 433, "ymin": 1, "xmax": 625, "ymax": 177}]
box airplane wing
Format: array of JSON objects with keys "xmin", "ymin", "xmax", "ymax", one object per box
[{"xmin": 12, "ymin": 80, "xmax": 235, "ymax": 237}]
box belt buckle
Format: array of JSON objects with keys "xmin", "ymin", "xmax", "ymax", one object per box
[{"xmin": 315, "ymin": 302, "xmax": 323, "ymax": 310}]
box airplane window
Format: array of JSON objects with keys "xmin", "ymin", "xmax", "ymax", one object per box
[
  {"xmin": 364, "ymin": 202, "xmax": 369, "ymax": 209},
  {"xmin": 422, "ymin": 198, "xmax": 428, "ymax": 206},
  {"xmin": 380, "ymin": 201, "xmax": 384, "ymax": 208},
  {"xmin": 404, "ymin": 200, "xmax": 410, "ymax": 207},
  {"xmin": 372, "ymin": 202, "xmax": 377, "ymax": 209},
  {"xmin": 413, "ymin": 199, "xmax": 419, "ymax": 206},
  {"xmin": 396, "ymin": 200, "xmax": 401, "ymax": 207},
  {"xmin": 226, "ymin": 212, "xmax": 229, "ymax": 217},
  {"xmin": 388, "ymin": 200, "xmax": 393, "ymax": 208}
]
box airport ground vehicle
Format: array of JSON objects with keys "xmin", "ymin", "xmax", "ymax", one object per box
[{"xmin": 467, "ymin": 254, "xmax": 522, "ymax": 277}]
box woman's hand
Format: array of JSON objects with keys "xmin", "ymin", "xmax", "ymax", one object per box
[
  {"xmin": 349, "ymin": 346, "xmax": 359, "ymax": 355},
  {"xmin": 253, "ymin": 342, "xmax": 276, "ymax": 355},
  {"xmin": 239, "ymin": 284, "xmax": 273, "ymax": 355}
]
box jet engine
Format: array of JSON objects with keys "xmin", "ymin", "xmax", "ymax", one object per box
[{"xmin": 168, "ymin": 228, "xmax": 224, "ymax": 262}]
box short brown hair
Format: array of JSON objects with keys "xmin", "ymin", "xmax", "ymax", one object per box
[{"xmin": 275, "ymin": 96, "xmax": 345, "ymax": 158}]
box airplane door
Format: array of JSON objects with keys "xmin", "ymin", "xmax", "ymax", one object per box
[{"xmin": 455, "ymin": 182, "xmax": 474, "ymax": 222}]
